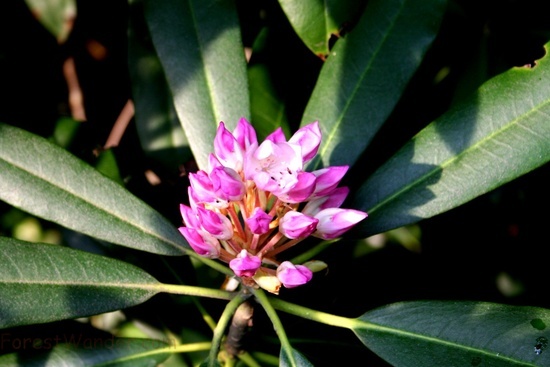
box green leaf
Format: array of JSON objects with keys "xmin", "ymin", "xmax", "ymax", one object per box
[
  {"xmin": 0, "ymin": 238, "xmax": 161, "ymax": 328},
  {"xmin": 0, "ymin": 337, "xmax": 171, "ymax": 366},
  {"xmin": 277, "ymin": 0, "xmax": 366, "ymax": 58},
  {"xmin": 279, "ymin": 347, "xmax": 314, "ymax": 367},
  {"xmin": 0, "ymin": 123, "xmax": 188, "ymax": 256},
  {"xmin": 24, "ymin": 0, "xmax": 76, "ymax": 44},
  {"xmin": 128, "ymin": 0, "xmax": 191, "ymax": 171},
  {"xmin": 302, "ymin": 0, "xmax": 447, "ymax": 170},
  {"xmin": 144, "ymin": 0, "xmax": 250, "ymax": 170},
  {"xmin": 351, "ymin": 43, "xmax": 550, "ymax": 238},
  {"xmin": 352, "ymin": 301, "xmax": 550, "ymax": 366}
]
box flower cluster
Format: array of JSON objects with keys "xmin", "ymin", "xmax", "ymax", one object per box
[{"xmin": 179, "ymin": 118, "xmax": 367, "ymax": 294}]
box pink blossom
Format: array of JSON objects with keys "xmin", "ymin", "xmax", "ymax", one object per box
[
  {"xmin": 302, "ymin": 187, "xmax": 350, "ymax": 216},
  {"xmin": 245, "ymin": 208, "xmax": 272, "ymax": 234},
  {"xmin": 209, "ymin": 166, "xmax": 245, "ymax": 201},
  {"xmin": 288, "ymin": 121, "xmax": 321, "ymax": 163},
  {"xmin": 196, "ymin": 206, "xmax": 233, "ymax": 240},
  {"xmin": 279, "ymin": 211, "xmax": 318, "ymax": 239},
  {"xmin": 229, "ymin": 250, "xmax": 261, "ymax": 277},
  {"xmin": 245, "ymin": 139, "xmax": 302, "ymax": 196},
  {"xmin": 277, "ymin": 261, "xmax": 313, "ymax": 288},
  {"xmin": 178, "ymin": 227, "xmax": 220, "ymax": 258},
  {"xmin": 233, "ymin": 117, "xmax": 258, "ymax": 151},
  {"xmin": 311, "ymin": 166, "xmax": 349, "ymax": 197},
  {"xmin": 179, "ymin": 203, "xmax": 200, "ymax": 229},
  {"xmin": 278, "ymin": 171, "xmax": 317, "ymax": 203},
  {"xmin": 313, "ymin": 208, "xmax": 368, "ymax": 239},
  {"xmin": 214, "ymin": 122, "xmax": 244, "ymax": 172}
]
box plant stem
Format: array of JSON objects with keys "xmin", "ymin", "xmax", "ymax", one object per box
[
  {"xmin": 251, "ymin": 288, "xmax": 297, "ymax": 366},
  {"xmin": 208, "ymin": 292, "xmax": 249, "ymax": 366},
  {"xmin": 157, "ymin": 283, "xmax": 234, "ymax": 300},
  {"xmin": 268, "ymin": 297, "xmax": 356, "ymax": 330}
]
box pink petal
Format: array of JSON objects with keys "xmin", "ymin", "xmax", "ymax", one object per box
[
  {"xmin": 229, "ymin": 250, "xmax": 261, "ymax": 277},
  {"xmin": 277, "ymin": 261, "xmax": 313, "ymax": 288},
  {"xmin": 279, "ymin": 211, "xmax": 318, "ymax": 239},
  {"xmin": 313, "ymin": 208, "xmax": 368, "ymax": 239}
]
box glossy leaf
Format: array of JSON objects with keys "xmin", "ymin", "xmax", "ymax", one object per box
[
  {"xmin": 128, "ymin": 0, "xmax": 191, "ymax": 171},
  {"xmin": 278, "ymin": 0, "xmax": 366, "ymax": 58},
  {"xmin": 351, "ymin": 43, "xmax": 550, "ymax": 238},
  {"xmin": 0, "ymin": 238, "xmax": 161, "ymax": 328},
  {"xmin": 144, "ymin": 0, "xmax": 250, "ymax": 170},
  {"xmin": 0, "ymin": 122, "xmax": 188, "ymax": 256},
  {"xmin": 302, "ymin": 0, "xmax": 446, "ymax": 170},
  {"xmin": 0, "ymin": 337, "xmax": 171, "ymax": 366},
  {"xmin": 352, "ymin": 301, "xmax": 550, "ymax": 366},
  {"xmin": 279, "ymin": 347, "xmax": 314, "ymax": 367}
]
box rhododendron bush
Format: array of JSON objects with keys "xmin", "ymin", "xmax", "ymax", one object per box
[{"xmin": 0, "ymin": 0, "xmax": 549, "ymax": 366}]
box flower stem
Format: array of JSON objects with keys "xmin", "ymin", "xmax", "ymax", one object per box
[
  {"xmin": 208, "ymin": 292, "xmax": 250, "ymax": 364},
  {"xmin": 267, "ymin": 297, "xmax": 356, "ymax": 329},
  {"xmin": 251, "ymin": 288, "xmax": 296, "ymax": 364},
  {"xmin": 157, "ymin": 283, "xmax": 234, "ymax": 301}
]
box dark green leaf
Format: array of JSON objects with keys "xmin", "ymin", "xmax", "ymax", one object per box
[
  {"xmin": 278, "ymin": 0, "xmax": 366, "ymax": 58},
  {"xmin": 351, "ymin": 43, "xmax": 550, "ymax": 238},
  {"xmin": 144, "ymin": 0, "xmax": 250, "ymax": 169},
  {"xmin": 352, "ymin": 301, "xmax": 550, "ymax": 366},
  {"xmin": 302, "ymin": 0, "xmax": 446, "ymax": 170},
  {"xmin": 0, "ymin": 238, "xmax": 163, "ymax": 328},
  {"xmin": 279, "ymin": 347, "xmax": 314, "ymax": 367},
  {"xmin": 128, "ymin": 0, "xmax": 191, "ymax": 171},
  {"xmin": 0, "ymin": 337, "xmax": 170, "ymax": 366},
  {"xmin": 0, "ymin": 122, "xmax": 188, "ymax": 256}
]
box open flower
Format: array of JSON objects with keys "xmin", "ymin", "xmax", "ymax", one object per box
[{"xmin": 178, "ymin": 118, "xmax": 368, "ymax": 294}]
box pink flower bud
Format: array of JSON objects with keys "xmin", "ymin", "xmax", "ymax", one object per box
[
  {"xmin": 196, "ymin": 207, "xmax": 233, "ymax": 240},
  {"xmin": 179, "ymin": 204, "xmax": 200, "ymax": 229},
  {"xmin": 311, "ymin": 166, "xmax": 348, "ymax": 197},
  {"xmin": 278, "ymin": 171, "xmax": 316, "ymax": 203},
  {"xmin": 277, "ymin": 261, "xmax": 313, "ymax": 288},
  {"xmin": 233, "ymin": 117, "xmax": 257, "ymax": 151},
  {"xmin": 214, "ymin": 122, "xmax": 244, "ymax": 172},
  {"xmin": 265, "ymin": 127, "xmax": 287, "ymax": 143},
  {"xmin": 189, "ymin": 170, "xmax": 216, "ymax": 203},
  {"xmin": 313, "ymin": 208, "xmax": 368, "ymax": 239},
  {"xmin": 178, "ymin": 227, "xmax": 220, "ymax": 258},
  {"xmin": 302, "ymin": 187, "xmax": 350, "ymax": 216},
  {"xmin": 288, "ymin": 121, "xmax": 321, "ymax": 163},
  {"xmin": 279, "ymin": 211, "xmax": 318, "ymax": 239},
  {"xmin": 245, "ymin": 207, "xmax": 272, "ymax": 234},
  {"xmin": 210, "ymin": 166, "xmax": 245, "ymax": 201},
  {"xmin": 229, "ymin": 250, "xmax": 261, "ymax": 277}
]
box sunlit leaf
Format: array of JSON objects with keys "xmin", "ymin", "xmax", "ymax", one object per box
[
  {"xmin": 24, "ymin": 0, "xmax": 76, "ymax": 44},
  {"xmin": 144, "ymin": 0, "xmax": 250, "ymax": 169},
  {"xmin": 0, "ymin": 123, "xmax": 188, "ymax": 256},
  {"xmin": 128, "ymin": 0, "xmax": 191, "ymax": 171},
  {"xmin": 0, "ymin": 337, "xmax": 171, "ymax": 367},
  {"xmin": 278, "ymin": 0, "xmax": 366, "ymax": 58},
  {"xmin": 351, "ymin": 43, "xmax": 550, "ymax": 238},
  {"xmin": 302, "ymin": 0, "xmax": 446, "ymax": 170},
  {"xmin": 0, "ymin": 238, "xmax": 161, "ymax": 328},
  {"xmin": 352, "ymin": 301, "xmax": 550, "ymax": 366}
]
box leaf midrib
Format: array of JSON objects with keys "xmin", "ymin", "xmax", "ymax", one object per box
[{"xmin": 314, "ymin": 0, "xmax": 406, "ymax": 170}]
